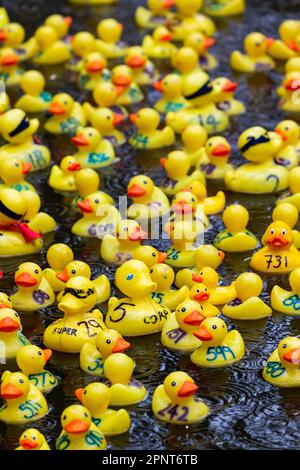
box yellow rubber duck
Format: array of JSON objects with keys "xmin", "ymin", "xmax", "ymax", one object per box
[
  {"xmin": 111, "ymin": 65, "xmax": 144, "ymax": 106},
  {"xmin": 160, "ymin": 150, "xmax": 205, "ymax": 196},
  {"xmin": 43, "ymin": 243, "xmax": 74, "ymax": 292},
  {"xmin": 154, "ymin": 74, "xmax": 190, "ymax": 114},
  {"xmin": 277, "ymin": 71, "xmax": 300, "ymax": 113},
  {"xmin": 43, "ymin": 276, "xmax": 106, "ymax": 353},
  {"xmin": 129, "ymin": 108, "xmax": 174, "ymax": 150},
  {"xmin": 225, "ymin": 126, "xmax": 288, "ymax": 193},
  {"xmin": 181, "ymin": 124, "xmax": 208, "ymax": 167},
  {"xmin": 104, "ymin": 353, "xmax": 147, "ymax": 405},
  {"xmin": 211, "ymin": 77, "xmax": 245, "ymax": 116},
  {"xmin": 33, "ymin": 26, "xmax": 71, "ymax": 65},
  {"xmin": 0, "ymin": 158, "xmax": 34, "ymax": 192},
  {"xmin": 165, "ymin": 220, "xmax": 198, "ymax": 268},
  {"xmin": 275, "ymin": 120, "xmax": 300, "ymax": 161},
  {"xmin": 184, "ymin": 31, "xmax": 217, "ymax": 70},
  {"xmin": 127, "ymin": 174, "xmax": 170, "ymax": 220},
  {"xmin": 190, "ymin": 283, "xmax": 220, "ymax": 315},
  {"xmin": 80, "ymin": 328, "xmax": 131, "ymax": 376},
  {"xmin": 0, "ymin": 109, "xmax": 51, "ymax": 171},
  {"xmin": 56, "ymin": 405, "xmax": 106, "ymax": 451},
  {"xmin": 250, "ymin": 221, "xmax": 300, "ymax": 273},
  {"xmin": 133, "ymin": 245, "xmax": 168, "ymax": 268},
  {"xmin": 106, "ymin": 259, "xmax": 171, "ymax": 336},
  {"xmin": 91, "ymin": 82, "xmax": 127, "ymax": 119},
  {"xmin": 16, "ymin": 345, "xmax": 58, "ymax": 393},
  {"xmin": 44, "ymin": 14, "xmax": 72, "ymax": 40},
  {"xmin": 166, "ymin": 189, "xmax": 209, "ymax": 235},
  {"xmin": 0, "ymin": 308, "xmax": 30, "ymax": 360},
  {"xmin": 285, "ymin": 56, "xmax": 300, "ymax": 73},
  {"xmin": 214, "ymin": 205, "xmax": 258, "ymax": 252},
  {"xmin": 150, "ymin": 263, "xmax": 189, "ymax": 311},
  {"xmin": 55, "ymin": 260, "xmax": 110, "ymax": 304},
  {"xmin": 76, "ymin": 383, "xmax": 130, "ymax": 435},
  {"xmin": 0, "ymin": 293, "xmax": 12, "ymax": 309},
  {"xmin": 66, "ymin": 31, "xmax": 96, "ymax": 72},
  {"xmin": 171, "ymin": 46, "xmax": 203, "ymax": 83},
  {"xmin": 204, "ymin": 0, "xmax": 245, "ymax": 16},
  {"xmin": 0, "ymin": 48, "xmax": 23, "ymax": 86},
  {"xmin": 222, "ymin": 272, "xmax": 271, "ymax": 320},
  {"xmin": 189, "ymin": 266, "xmax": 236, "ymax": 305},
  {"xmin": 0, "ymin": 23, "xmax": 38, "ymax": 61},
  {"xmin": 71, "ymin": 127, "xmax": 115, "ymax": 169},
  {"xmin": 78, "ymin": 52, "xmax": 109, "ymax": 91},
  {"xmin": 271, "ymin": 267, "xmax": 300, "ymax": 315},
  {"xmin": 185, "ymin": 181, "xmax": 225, "ymax": 215},
  {"xmin": 125, "ymin": 46, "xmax": 159, "ymax": 86},
  {"xmin": 16, "ymin": 428, "xmax": 50, "ymax": 450},
  {"xmin": 197, "ymin": 136, "xmax": 232, "ymax": 179},
  {"xmin": 135, "ymin": 0, "xmax": 174, "ymax": 29},
  {"xmin": 277, "ymin": 167, "xmax": 300, "ymax": 210},
  {"xmin": 191, "ymin": 317, "xmax": 245, "ymax": 367},
  {"xmin": 72, "ymin": 168, "xmax": 114, "ymax": 209},
  {"xmin": 152, "ymin": 371, "xmax": 209, "ymax": 424},
  {"xmin": 95, "ymin": 19, "xmax": 127, "ymax": 58},
  {"xmin": 0, "ymin": 371, "xmax": 48, "ymax": 424},
  {"xmin": 272, "ymin": 203, "xmax": 300, "ymax": 249},
  {"xmin": 263, "ymin": 336, "xmax": 300, "ymax": 387},
  {"xmin": 48, "ymin": 156, "xmax": 81, "ymax": 192},
  {"xmin": 168, "ymin": 0, "xmax": 215, "ymax": 41},
  {"xmin": 22, "ymin": 191, "xmax": 57, "ymax": 236},
  {"xmin": 11, "ymin": 262, "xmax": 55, "ymax": 312},
  {"xmin": 230, "ymin": 32, "xmax": 275, "ymax": 73},
  {"xmin": 83, "ymin": 106, "xmax": 126, "ymax": 146},
  {"xmin": 15, "ymin": 70, "xmax": 52, "ymax": 113},
  {"xmin": 45, "ymin": 93, "xmax": 86, "ymax": 136},
  {"xmin": 268, "ymin": 20, "xmax": 300, "ymax": 60},
  {"xmin": 161, "ymin": 299, "xmax": 205, "ymax": 351},
  {"xmin": 142, "ymin": 26, "xmax": 177, "ymax": 59}
]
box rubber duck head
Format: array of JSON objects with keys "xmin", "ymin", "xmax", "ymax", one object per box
[
  {"xmin": 0, "ymin": 188, "xmax": 28, "ymax": 225},
  {"xmin": 275, "ymin": 119, "xmax": 300, "ymax": 146},
  {"xmin": 115, "ymin": 259, "xmax": 157, "ymax": 298},
  {"xmin": 211, "ymin": 77, "xmax": 238, "ymax": 102},
  {"xmin": 190, "ymin": 283, "xmax": 211, "ymax": 303},
  {"xmin": 288, "ymin": 268, "xmax": 300, "ymax": 295},
  {"xmin": 104, "ymin": 353, "xmax": 135, "ymax": 385},
  {"xmin": 238, "ymin": 127, "xmax": 281, "ymax": 162},
  {"xmin": 279, "ymin": 20, "xmax": 300, "ymax": 46},
  {"xmin": 58, "ymin": 276, "xmax": 97, "ymax": 315},
  {"xmin": 75, "ymin": 168, "xmax": 100, "ymax": 197},
  {"xmin": 35, "ymin": 25, "xmax": 59, "ymax": 50},
  {"xmin": 0, "ymin": 158, "xmax": 32, "ymax": 185},
  {"xmin": 90, "ymin": 107, "xmax": 124, "ymax": 134},
  {"xmin": 193, "ymin": 317, "xmax": 227, "ymax": 345},
  {"xmin": 93, "ymin": 82, "xmax": 119, "ymax": 107},
  {"xmin": 45, "ymin": 14, "xmax": 72, "ymax": 39},
  {"xmin": 153, "ymin": 73, "xmax": 183, "ymax": 99},
  {"xmin": 76, "ymin": 382, "xmax": 111, "ymax": 414},
  {"xmin": 222, "ymin": 204, "xmax": 250, "ymax": 233},
  {"xmin": 60, "ymin": 156, "xmax": 81, "ymax": 174},
  {"xmin": 0, "ymin": 308, "xmax": 21, "ymax": 335},
  {"xmin": 0, "ymin": 23, "xmax": 25, "ymax": 47},
  {"xmin": 148, "ymin": 0, "xmax": 175, "ymax": 13},
  {"xmin": 116, "ymin": 219, "xmax": 147, "ymax": 245},
  {"xmin": 152, "ymin": 25, "xmax": 173, "ymax": 43},
  {"xmin": 72, "ymin": 31, "xmax": 96, "ymax": 58},
  {"xmin": 167, "ymin": 219, "xmax": 197, "ymax": 247},
  {"xmin": 205, "ymin": 136, "xmax": 231, "ymax": 164},
  {"xmin": 285, "ymin": 57, "xmax": 300, "ymax": 73},
  {"xmin": 175, "ymin": 299, "xmax": 205, "ymax": 332},
  {"xmin": 0, "ymin": 109, "xmax": 39, "ymax": 144},
  {"xmin": 282, "ymin": 71, "xmax": 300, "ymax": 96},
  {"xmin": 0, "ymin": 47, "xmax": 19, "ymax": 73},
  {"xmin": 184, "ymin": 181, "xmax": 206, "ymax": 203},
  {"xmin": 14, "ymin": 262, "xmax": 43, "ymax": 289},
  {"xmin": 95, "ymin": 328, "xmax": 131, "ymax": 359},
  {"xmin": 288, "ymin": 167, "xmax": 300, "ymax": 194},
  {"xmin": 172, "ymin": 46, "xmax": 199, "ymax": 74},
  {"xmin": 0, "ymin": 293, "xmax": 12, "ymax": 309},
  {"xmin": 171, "ymin": 190, "xmax": 198, "ymax": 215},
  {"xmin": 83, "ymin": 52, "xmax": 107, "ymax": 76},
  {"xmin": 97, "ymin": 18, "xmax": 123, "ymax": 43},
  {"xmin": 261, "ymin": 221, "xmax": 294, "ymax": 249},
  {"xmin": 133, "ymin": 245, "xmax": 167, "ymax": 267},
  {"xmin": 149, "ymin": 263, "xmax": 174, "ymax": 290},
  {"xmin": 272, "ymin": 203, "xmax": 298, "ymax": 230},
  {"xmin": 163, "ymin": 371, "xmax": 199, "ymax": 405},
  {"xmin": 72, "ymin": 127, "xmax": 101, "ymax": 152},
  {"xmin": 129, "ymin": 108, "xmax": 160, "ymax": 133},
  {"xmin": 125, "ymin": 46, "xmax": 147, "ymax": 70},
  {"xmin": 127, "ymin": 174, "xmax": 155, "ymax": 201},
  {"xmin": 46, "ymin": 243, "xmax": 74, "ymax": 271},
  {"xmin": 48, "ymin": 93, "xmax": 75, "ymax": 117},
  {"xmin": 184, "ymin": 31, "xmax": 215, "ymax": 55},
  {"xmin": 191, "ymin": 266, "xmax": 219, "ymax": 289},
  {"xmin": 182, "ymin": 124, "xmax": 207, "ymax": 152},
  {"xmin": 56, "ymin": 260, "xmax": 91, "ymax": 284},
  {"xmin": 0, "ymin": 370, "xmax": 30, "ymax": 402},
  {"xmin": 77, "ymin": 193, "xmax": 112, "ymax": 222},
  {"xmin": 235, "ymin": 272, "xmax": 263, "ymax": 302},
  {"xmin": 277, "ymin": 336, "xmax": 300, "ymax": 368},
  {"xmin": 16, "ymin": 345, "xmax": 52, "ymax": 376},
  {"xmin": 182, "ymin": 71, "xmax": 213, "ymax": 107},
  {"xmin": 18, "ymin": 428, "xmax": 47, "ymax": 450},
  {"xmin": 244, "ymin": 32, "xmax": 273, "ymax": 58},
  {"xmin": 112, "ymin": 65, "xmax": 133, "ymax": 95},
  {"xmin": 61, "ymin": 404, "xmax": 92, "ymax": 435},
  {"xmin": 161, "ymin": 150, "xmax": 190, "ymax": 179},
  {"xmin": 20, "ymin": 70, "xmax": 46, "ymax": 97}
]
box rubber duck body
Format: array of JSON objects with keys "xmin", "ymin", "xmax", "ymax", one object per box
[
  {"xmin": 45, "ymin": 93, "xmax": 86, "ymax": 136},
  {"xmin": 43, "ymin": 243, "xmax": 74, "ymax": 292},
  {"xmin": 0, "ymin": 109, "xmax": 50, "ymax": 171},
  {"xmin": 0, "ymin": 308, "xmax": 30, "ymax": 360},
  {"xmin": 129, "ymin": 108, "xmax": 175, "ymax": 150},
  {"xmin": 33, "ymin": 26, "xmax": 71, "ymax": 65},
  {"xmin": 125, "ymin": 46, "xmax": 159, "ymax": 86},
  {"xmin": 230, "ymin": 32, "xmax": 275, "ymax": 73},
  {"xmin": 154, "ymin": 74, "xmax": 190, "ymax": 114},
  {"xmin": 165, "ymin": 220, "xmax": 198, "ymax": 268},
  {"xmin": 184, "ymin": 181, "xmax": 225, "ymax": 215},
  {"xmin": 181, "ymin": 124, "xmax": 208, "ymax": 167},
  {"xmin": 43, "ymin": 276, "xmax": 106, "ymax": 353},
  {"xmin": 150, "ymin": 263, "xmax": 189, "ymax": 311},
  {"xmin": 184, "ymin": 32, "xmax": 217, "ymax": 71},
  {"xmin": 272, "ymin": 203, "xmax": 300, "ymax": 249},
  {"xmin": 271, "ymin": 267, "xmax": 300, "ymax": 315},
  {"xmin": 250, "ymin": 221, "xmax": 300, "ymax": 273},
  {"xmin": 0, "ymin": 371, "xmax": 48, "ymax": 424},
  {"xmin": 142, "ymin": 26, "xmax": 177, "ymax": 59},
  {"xmin": 263, "ymin": 336, "xmax": 300, "ymax": 387},
  {"xmin": 0, "ymin": 158, "xmax": 34, "ymax": 192},
  {"xmin": 277, "ymin": 167, "xmax": 300, "ymax": 210},
  {"xmin": 191, "ymin": 317, "xmax": 245, "ymax": 367},
  {"xmin": 78, "ymin": 52, "xmax": 110, "ymax": 91},
  {"xmin": 56, "ymin": 405, "xmax": 106, "ymax": 451},
  {"xmin": 95, "ymin": 19, "xmax": 127, "ymax": 59},
  {"xmin": 187, "ymin": 266, "xmax": 235, "ymax": 305},
  {"xmin": 111, "ymin": 65, "xmax": 143, "ymax": 106},
  {"xmin": 66, "ymin": 31, "xmax": 96, "ymax": 72},
  {"xmin": 71, "ymin": 127, "xmax": 115, "ymax": 169},
  {"xmin": 127, "ymin": 174, "xmax": 170, "ymax": 221},
  {"xmin": 16, "ymin": 428, "xmax": 50, "ymax": 450},
  {"xmin": 204, "ymin": 0, "xmax": 245, "ymax": 16},
  {"xmin": 152, "ymin": 371, "xmax": 209, "ymax": 424},
  {"xmin": 15, "ymin": 70, "xmax": 52, "ymax": 113},
  {"xmin": 168, "ymin": 0, "xmax": 216, "ymax": 41},
  {"xmin": 48, "ymin": 156, "xmax": 81, "ymax": 192},
  {"xmin": 212, "ymin": 77, "xmax": 245, "ymax": 117},
  {"xmin": 0, "ymin": 48, "xmax": 23, "ymax": 86},
  {"xmin": 83, "ymin": 106, "xmax": 126, "ymax": 146},
  {"xmin": 268, "ymin": 20, "xmax": 300, "ymax": 61},
  {"xmin": 135, "ymin": 0, "xmax": 174, "ymax": 29},
  {"xmin": 106, "ymin": 260, "xmax": 171, "ymax": 336},
  {"xmin": 16, "ymin": 345, "xmax": 58, "ymax": 393}
]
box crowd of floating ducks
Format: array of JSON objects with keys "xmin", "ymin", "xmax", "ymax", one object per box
[{"xmin": 0, "ymin": 0, "xmax": 300, "ymax": 451}]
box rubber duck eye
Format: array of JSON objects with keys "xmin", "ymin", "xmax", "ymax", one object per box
[
  {"xmin": 83, "ymin": 390, "xmax": 87, "ymax": 395},
  {"xmin": 106, "ymin": 339, "xmax": 111, "ymax": 344},
  {"xmin": 209, "ymin": 142, "xmax": 212, "ymax": 146},
  {"xmin": 150, "ymin": 269, "xmax": 153, "ymax": 273},
  {"xmin": 95, "ymin": 199, "xmax": 99, "ymax": 204},
  {"xmin": 71, "ymin": 269, "xmax": 76, "ymax": 274},
  {"xmin": 107, "ymin": 115, "xmax": 111, "ymax": 120},
  {"xmin": 205, "ymin": 288, "xmax": 208, "ymax": 292},
  {"xmin": 126, "ymin": 274, "xmax": 134, "ymax": 280},
  {"xmin": 15, "ymin": 312, "xmax": 18, "ymax": 317},
  {"xmin": 283, "ymin": 344, "xmax": 287, "ymax": 348},
  {"xmin": 15, "ymin": 163, "xmax": 19, "ymax": 167},
  {"xmin": 181, "ymin": 307, "xmax": 186, "ymax": 312},
  {"xmin": 282, "ymin": 229, "xmax": 286, "ymax": 235},
  {"xmin": 212, "ymin": 325, "xmax": 217, "ymax": 330},
  {"xmin": 171, "ymin": 381, "xmax": 176, "ymax": 387},
  {"xmin": 35, "ymin": 269, "xmax": 39, "ymax": 274},
  {"xmin": 19, "ymin": 379, "xmax": 24, "ymax": 384},
  {"xmin": 270, "ymin": 229, "xmax": 274, "ymax": 235},
  {"xmin": 152, "ymin": 252, "xmax": 156, "ymax": 257},
  {"xmin": 32, "ymin": 437, "xmax": 36, "ymax": 440},
  {"xmin": 88, "ymin": 133, "xmax": 92, "ymax": 137},
  {"xmin": 143, "ymin": 180, "xmax": 147, "ymax": 185},
  {"xmin": 84, "ymin": 413, "xmax": 88, "ymax": 418},
  {"xmin": 63, "ymin": 415, "xmax": 66, "ymax": 420},
  {"xmin": 124, "ymin": 227, "xmax": 128, "ymax": 231},
  {"xmin": 38, "ymin": 351, "xmax": 42, "ymax": 356}
]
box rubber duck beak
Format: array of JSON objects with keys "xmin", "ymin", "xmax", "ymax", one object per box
[
  {"xmin": 0, "ymin": 317, "xmax": 19, "ymax": 332},
  {"xmin": 192, "ymin": 273, "xmax": 203, "ymax": 283},
  {"xmin": 275, "ymin": 129, "xmax": 288, "ymax": 141},
  {"xmin": 285, "ymin": 79, "xmax": 300, "ymax": 91},
  {"xmin": 21, "ymin": 162, "xmax": 32, "ymax": 175},
  {"xmin": 112, "ymin": 336, "xmax": 131, "ymax": 353},
  {"xmin": 87, "ymin": 60, "xmax": 105, "ymax": 73},
  {"xmin": 172, "ymin": 201, "xmax": 194, "ymax": 214},
  {"xmin": 64, "ymin": 16, "xmax": 73, "ymax": 26},
  {"xmin": 77, "ymin": 199, "xmax": 93, "ymax": 213},
  {"xmin": 129, "ymin": 226, "xmax": 147, "ymax": 241},
  {"xmin": 1, "ymin": 383, "xmax": 23, "ymax": 399},
  {"xmin": 212, "ymin": 143, "xmax": 231, "ymax": 157},
  {"xmin": 157, "ymin": 251, "xmax": 167, "ymax": 263},
  {"xmin": 1, "ymin": 53, "xmax": 18, "ymax": 66},
  {"xmin": 113, "ymin": 75, "xmax": 132, "ymax": 87},
  {"xmin": 204, "ymin": 37, "xmax": 216, "ymax": 49},
  {"xmin": 265, "ymin": 37, "xmax": 274, "ymax": 48},
  {"xmin": 113, "ymin": 112, "xmax": 124, "ymax": 126},
  {"xmin": 68, "ymin": 162, "xmax": 81, "ymax": 171},
  {"xmin": 193, "ymin": 291, "xmax": 210, "ymax": 301},
  {"xmin": 129, "ymin": 113, "xmax": 137, "ymax": 124},
  {"xmin": 219, "ymin": 250, "xmax": 225, "ymax": 261},
  {"xmin": 184, "ymin": 310, "xmax": 205, "ymax": 325},
  {"xmin": 72, "ymin": 133, "xmax": 89, "ymax": 146},
  {"xmin": 75, "ymin": 388, "xmax": 84, "ymax": 403},
  {"xmin": 222, "ymin": 80, "xmax": 238, "ymax": 92},
  {"xmin": 288, "ymin": 41, "xmax": 298, "ymax": 51},
  {"xmin": 265, "ymin": 234, "xmax": 289, "ymax": 247},
  {"xmin": 56, "ymin": 267, "xmax": 70, "ymax": 282},
  {"xmin": 119, "ymin": 23, "xmax": 124, "ymax": 31},
  {"xmin": 127, "ymin": 183, "xmax": 147, "ymax": 198},
  {"xmin": 177, "ymin": 380, "xmax": 199, "ymax": 397},
  {"xmin": 193, "ymin": 325, "xmax": 213, "ymax": 341},
  {"xmin": 126, "ymin": 55, "xmax": 146, "ymax": 68},
  {"xmin": 15, "ymin": 272, "xmax": 38, "ymax": 287},
  {"xmin": 49, "ymin": 102, "xmax": 66, "ymax": 115},
  {"xmin": 163, "ymin": 0, "xmax": 175, "ymax": 8},
  {"xmin": 0, "ymin": 30, "xmax": 7, "ymax": 41},
  {"xmin": 65, "ymin": 419, "xmax": 89, "ymax": 434},
  {"xmin": 20, "ymin": 438, "xmax": 38, "ymax": 450},
  {"xmin": 283, "ymin": 348, "xmax": 300, "ymax": 365},
  {"xmin": 153, "ymin": 80, "xmax": 164, "ymax": 92},
  {"xmin": 0, "ymin": 303, "xmax": 10, "ymax": 309},
  {"xmin": 43, "ymin": 349, "xmax": 52, "ymax": 362},
  {"xmin": 160, "ymin": 32, "xmax": 172, "ymax": 42},
  {"xmin": 160, "ymin": 157, "xmax": 167, "ymax": 167}
]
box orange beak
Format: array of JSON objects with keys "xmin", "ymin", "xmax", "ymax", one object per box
[
  {"xmin": 212, "ymin": 143, "xmax": 231, "ymax": 157},
  {"xmin": 112, "ymin": 336, "xmax": 131, "ymax": 353},
  {"xmin": 65, "ymin": 419, "xmax": 89, "ymax": 435},
  {"xmin": 129, "ymin": 113, "xmax": 137, "ymax": 124},
  {"xmin": 126, "ymin": 55, "xmax": 146, "ymax": 68},
  {"xmin": 0, "ymin": 317, "xmax": 19, "ymax": 332},
  {"xmin": 87, "ymin": 60, "xmax": 105, "ymax": 73},
  {"xmin": 49, "ymin": 102, "xmax": 65, "ymax": 115},
  {"xmin": 0, "ymin": 30, "xmax": 7, "ymax": 41},
  {"xmin": 266, "ymin": 234, "xmax": 289, "ymax": 247},
  {"xmin": 160, "ymin": 157, "xmax": 167, "ymax": 167},
  {"xmin": 275, "ymin": 128, "xmax": 288, "ymax": 141},
  {"xmin": 204, "ymin": 37, "xmax": 216, "ymax": 49},
  {"xmin": 113, "ymin": 112, "xmax": 124, "ymax": 126},
  {"xmin": 285, "ymin": 79, "xmax": 300, "ymax": 91},
  {"xmin": 288, "ymin": 41, "xmax": 298, "ymax": 51},
  {"xmin": 218, "ymin": 250, "xmax": 225, "ymax": 261},
  {"xmin": 193, "ymin": 325, "xmax": 213, "ymax": 341},
  {"xmin": 129, "ymin": 226, "xmax": 147, "ymax": 241},
  {"xmin": 113, "ymin": 75, "xmax": 132, "ymax": 87},
  {"xmin": 163, "ymin": 0, "xmax": 175, "ymax": 8},
  {"xmin": 153, "ymin": 80, "xmax": 164, "ymax": 92},
  {"xmin": 192, "ymin": 273, "xmax": 203, "ymax": 283},
  {"xmin": 184, "ymin": 310, "xmax": 205, "ymax": 325},
  {"xmin": 157, "ymin": 251, "xmax": 167, "ymax": 263},
  {"xmin": 1, "ymin": 53, "xmax": 18, "ymax": 66},
  {"xmin": 56, "ymin": 267, "xmax": 70, "ymax": 282},
  {"xmin": 172, "ymin": 201, "xmax": 194, "ymax": 214},
  {"xmin": 0, "ymin": 303, "xmax": 10, "ymax": 309},
  {"xmin": 177, "ymin": 380, "xmax": 199, "ymax": 397},
  {"xmin": 15, "ymin": 272, "xmax": 38, "ymax": 287},
  {"xmin": 265, "ymin": 37, "xmax": 274, "ymax": 48},
  {"xmin": 1, "ymin": 383, "xmax": 23, "ymax": 399},
  {"xmin": 21, "ymin": 162, "xmax": 32, "ymax": 175},
  {"xmin": 283, "ymin": 348, "xmax": 300, "ymax": 365},
  {"xmin": 64, "ymin": 16, "xmax": 73, "ymax": 26},
  {"xmin": 72, "ymin": 133, "xmax": 89, "ymax": 146},
  {"xmin": 127, "ymin": 183, "xmax": 146, "ymax": 198},
  {"xmin": 193, "ymin": 291, "xmax": 210, "ymax": 301},
  {"xmin": 77, "ymin": 199, "xmax": 93, "ymax": 213},
  {"xmin": 43, "ymin": 349, "xmax": 52, "ymax": 362},
  {"xmin": 68, "ymin": 162, "xmax": 81, "ymax": 171},
  {"xmin": 20, "ymin": 438, "xmax": 38, "ymax": 450},
  {"xmin": 160, "ymin": 32, "xmax": 172, "ymax": 42},
  {"xmin": 222, "ymin": 80, "xmax": 238, "ymax": 93},
  {"xmin": 75, "ymin": 387, "xmax": 84, "ymax": 403}
]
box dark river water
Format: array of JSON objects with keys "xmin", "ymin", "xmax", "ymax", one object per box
[{"xmin": 0, "ymin": 0, "xmax": 300, "ymax": 451}]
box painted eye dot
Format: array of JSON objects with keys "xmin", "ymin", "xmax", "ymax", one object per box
[
  {"xmin": 283, "ymin": 344, "xmax": 287, "ymax": 348},
  {"xmin": 32, "ymin": 436, "xmax": 36, "ymax": 440},
  {"xmin": 126, "ymin": 274, "xmax": 134, "ymax": 280},
  {"xmin": 83, "ymin": 390, "xmax": 87, "ymax": 394},
  {"xmin": 212, "ymin": 325, "xmax": 217, "ymax": 330},
  {"xmin": 38, "ymin": 351, "xmax": 42, "ymax": 356},
  {"xmin": 152, "ymin": 252, "xmax": 156, "ymax": 257},
  {"xmin": 15, "ymin": 163, "xmax": 19, "ymax": 167},
  {"xmin": 19, "ymin": 379, "xmax": 24, "ymax": 384},
  {"xmin": 270, "ymin": 229, "xmax": 274, "ymax": 235},
  {"xmin": 181, "ymin": 307, "xmax": 186, "ymax": 312},
  {"xmin": 143, "ymin": 180, "xmax": 147, "ymax": 184},
  {"xmin": 282, "ymin": 229, "xmax": 286, "ymax": 235},
  {"xmin": 84, "ymin": 413, "xmax": 88, "ymax": 418},
  {"xmin": 71, "ymin": 270, "xmax": 76, "ymax": 274},
  {"xmin": 171, "ymin": 381, "xmax": 176, "ymax": 387},
  {"xmin": 205, "ymin": 288, "xmax": 208, "ymax": 292},
  {"xmin": 63, "ymin": 415, "xmax": 67, "ymax": 420},
  {"xmin": 15, "ymin": 312, "xmax": 18, "ymax": 317},
  {"xmin": 106, "ymin": 339, "xmax": 111, "ymax": 344},
  {"xmin": 35, "ymin": 269, "xmax": 39, "ymax": 274},
  {"xmin": 150, "ymin": 269, "xmax": 153, "ymax": 273}
]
